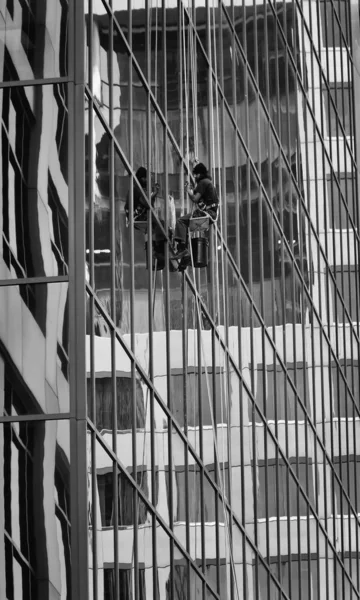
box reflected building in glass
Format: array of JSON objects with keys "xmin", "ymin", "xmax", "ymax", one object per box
[{"xmin": 1, "ymin": 0, "xmax": 360, "ymax": 598}]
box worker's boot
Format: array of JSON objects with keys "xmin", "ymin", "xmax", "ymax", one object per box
[{"xmin": 174, "ymin": 241, "xmax": 190, "ymax": 260}]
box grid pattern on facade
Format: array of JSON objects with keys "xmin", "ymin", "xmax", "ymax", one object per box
[
  {"xmin": 84, "ymin": 0, "xmax": 360, "ymax": 599},
  {"xmin": 0, "ymin": 0, "xmax": 72, "ymax": 599},
  {"xmin": 0, "ymin": 0, "xmax": 360, "ymax": 599}
]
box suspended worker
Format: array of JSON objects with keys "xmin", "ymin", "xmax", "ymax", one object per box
[
  {"xmin": 125, "ymin": 167, "xmax": 170, "ymax": 269},
  {"xmin": 125, "ymin": 166, "xmax": 160, "ymax": 226},
  {"xmin": 173, "ymin": 162, "xmax": 219, "ymax": 260}
]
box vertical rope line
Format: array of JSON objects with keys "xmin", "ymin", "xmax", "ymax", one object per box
[
  {"xmin": 189, "ymin": 11, "xmax": 198, "ymax": 161},
  {"xmin": 212, "ymin": 1, "xmax": 228, "ymax": 442},
  {"xmin": 193, "ymin": 295, "xmax": 197, "ymax": 561},
  {"xmin": 189, "ymin": 239, "xmax": 240, "ymax": 600},
  {"xmin": 212, "ymin": 2, "xmax": 239, "ymax": 596},
  {"xmin": 182, "ymin": 0, "xmax": 198, "ymax": 564},
  {"xmin": 210, "ymin": 1, "xmax": 230, "ymax": 592},
  {"xmin": 154, "ymin": 0, "xmax": 159, "ymax": 178},
  {"xmin": 182, "ymin": 3, "xmax": 190, "ymax": 176},
  {"xmin": 186, "ymin": 10, "xmax": 198, "ymax": 547},
  {"xmin": 187, "ymin": 4, "xmax": 239, "ymax": 568},
  {"xmin": 130, "ymin": 3, "xmax": 158, "ymax": 590}
]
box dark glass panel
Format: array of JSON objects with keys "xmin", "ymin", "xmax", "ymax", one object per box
[
  {"xmin": 253, "ymin": 362, "xmax": 310, "ymax": 423},
  {"xmin": 170, "ymin": 366, "xmax": 228, "ymax": 428},
  {"xmin": 0, "ymin": 0, "xmax": 68, "ymax": 82},
  {"xmin": 334, "ymin": 457, "xmax": 360, "ymax": 515},
  {"xmin": 325, "ymin": 84, "xmax": 352, "ymax": 137},
  {"xmin": 87, "ymin": 375, "xmax": 146, "ymax": 432},
  {"xmin": 1, "ymin": 419, "xmax": 71, "ymax": 599},
  {"xmin": 103, "ymin": 567, "xmax": 147, "ymax": 600},
  {"xmin": 165, "ymin": 560, "xmax": 227, "ymax": 600},
  {"xmin": 320, "ymin": 0, "xmax": 350, "ymax": 48},
  {"xmin": 257, "ymin": 558, "xmax": 318, "ymax": 600},
  {"xmin": 97, "ymin": 466, "xmax": 152, "ymax": 527},
  {"xmin": 256, "ymin": 459, "xmax": 316, "ymax": 519},
  {"xmin": 331, "ymin": 268, "xmax": 358, "ymax": 323},
  {"xmin": 331, "ymin": 360, "xmax": 360, "ymax": 418},
  {"xmin": 0, "ymin": 84, "xmax": 69, "ymax": 279},
  {"xmin": 327, "ymin": 175, "xmax": 356, "ymax": 229}
]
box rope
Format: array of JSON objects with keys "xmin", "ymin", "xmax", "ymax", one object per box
[
  {"xmin": 212, "ymin": 2, "xmax": 240, "ymax": 597},
  {"xmin": 154, "ymin": 0, "xmax": 159, "ymax": 179},
  {"xmin": 180, "ymin": 7, "xmax": 237, "ymax": 594},
  {"xmin": 190, "ymin": 245, "xmax": 240, "ymax": 600},
  {"xmin": 182, "ymin": 0, "xmax": 200, "ymax": 564},
  {"xmin": 129, "ymin": 5, "xmax": 238, "ymax": 599},
  {"xmin": 188, "ymin": 240, "xmax": 240, "ymax": 600},
  {"xmin": 182, "ymin": 4, "xmax": 190, "ymax": 213},
  {"xmin": 193, "ymin": 283, "xmax": 198, "ymax": 561},
  {"xmin": 130, "ymin": 4, "xmax": 160, "ymax": 597},
  {"xmin": 211, "ymin": 0, "xmax": 228, "ymax": 426},
  {"xmin": 190, "ymin": 16, "xmax": 199, "ymax": 162}
]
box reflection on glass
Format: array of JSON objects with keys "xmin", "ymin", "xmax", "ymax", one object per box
[
  {"xmin": 83, "ymin": 1, "xmax": 360, "ymax": 599},
  {"xmin": 87, "ymin": 371, "xmax": 146, "ymax": 434},
  {"xmin": 0, "ymin": 420, "xmax": 70, "ymax": 598},
  {"xmin": 0, "ymin": 84, "xmax": 68, "ymax": 279},
  {"xmin": 0, "ymin": 282, "xmax": 69, "ymax": 414},
  {"xmin": 0, "ymin": 0, "xmax": 68, "ymax": 82}
]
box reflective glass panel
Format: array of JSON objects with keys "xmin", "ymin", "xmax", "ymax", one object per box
[
  {"xmin": 0, "ymin": 0, "xmax": 68, "ymax": 82},
  {"xmin": 0, "ymin": 84, "xmax": 68, "ymax": 280},
  {"xmin": 0, "ymin": 419, "xmax": 71, "ymax": 598},
  {"xmin": 0, "ymin": 282, "xmax": 69, "ymax": 414}
]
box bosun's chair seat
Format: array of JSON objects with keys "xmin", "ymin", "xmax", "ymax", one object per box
[{"xmin": 189, "ymin": 215, "xmax": 210, "ymax": 233}]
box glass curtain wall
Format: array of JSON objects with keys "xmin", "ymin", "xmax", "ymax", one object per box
[
  {"xmin": 84, "ymin": 0, "xmax": 360, "ymax": 599},
  {"xmin": 0, "ymin": 0, "xmax": 349, "ymax": 599},
  {"xmin": 0, "ymin": 0, "xmax": 360, "ymax": 600},
  {"xmin": 1, "ymin": 0, "xmax": 359, "ymax": 599},
  {"xmin": 0, "ymin": 1, "xmax": 72, "ymax": 599}
]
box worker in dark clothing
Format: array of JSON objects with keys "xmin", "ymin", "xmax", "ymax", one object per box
[
  {"xmin": 125, "ymin": 167, "xmax": 160, "ymax": 227},
  {"xmin": 125, "ymin": 167, "xmax": 168, "ymax": 269},
  {"xmin": 173, "ymin": 162, "xmax": 219, "ymax": 259}
]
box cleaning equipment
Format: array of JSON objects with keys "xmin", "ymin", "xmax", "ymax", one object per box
[
  {"xmin": 189, "ymin": 215, "xmax": 210, "ymax": 267},
  {"xmin": 191, "ymin": 236, "xmax": 209, "ymax": 268}
]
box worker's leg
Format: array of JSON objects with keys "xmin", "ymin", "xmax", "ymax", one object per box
[
  {"xmin": 172, "ymin": 214, "xmax": 192, "ymax": 264},
  {"xmin": 174, "ymin": 213, "xmax": 191, "ymax": 244},
  {"xmin": 152, "ymin": 217, "xmax": 167, "ymax": 242}
]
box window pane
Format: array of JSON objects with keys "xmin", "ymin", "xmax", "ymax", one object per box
[
  {"xmin": 1, "ymin": 85, "xmax": 69, "ymax": 279},
  {"xmin": 320, "ymin": 0, "xmax": 349, "ymax": 47},
  {"xmin": 327, "ymin": 176, "xmax": 356, "ymax": 228},
  {"xmin": 257, "ymin": 461, "xmax": 315, "ymax": 518},
  {"xmin": 325, "ymin": 85, "xmax": 352, "ymax": 137},
  {"xmin": 2, "ymin": 420, "xmax": 71, "ymax": 599},
  {"xmin": 1, "ymin": 1, "xmax": 68, "ymax": 81}
]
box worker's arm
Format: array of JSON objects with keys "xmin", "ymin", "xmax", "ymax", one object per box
[{"xmin": 185, "ymin": 182, "xmax": 202, "ymax": 204}]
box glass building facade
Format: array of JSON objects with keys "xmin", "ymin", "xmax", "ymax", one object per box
[{"xmin": 1, "ymin": 0, "xmax": 360, "ymax": 598}]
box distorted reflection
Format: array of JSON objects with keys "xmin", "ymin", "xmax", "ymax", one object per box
[
  {"xmin": 86, "ymin": 1, "xmax": 310, "ymax": 338},
  {"xmin": 88, "ymin": 425, "xmax": 160, "ymax": 599},
  {"xmin": 1, "ymin": 419, "xmax": 71, "ymax": 598},
  {"xmin": 86, "ymin": 317, "xmax": 235, "ymax": 597},
  {"xmin": 82, "ymin": 2, "xmax": 360, "ymax": 599},
  {"xmin": 0, "ymin": 282, "xmax": 69, "ymax": 414},
  {"xmin": 0, "ymin": 84, "xmax": 68, "ymax": 279},
  {"xmin": 0, "ymin": 0, "xmax": 68, "ymax": 81}
]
